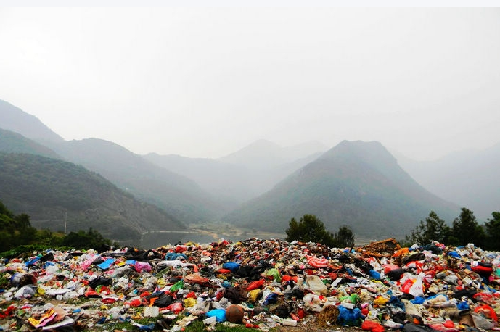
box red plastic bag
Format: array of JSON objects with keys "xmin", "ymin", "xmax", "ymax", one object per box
[
  {"xmin": 166, "ymin": 302, "xmax": 184, "ymax": 314},
  {"xmin": 175, "ymin": 245, "xmax": 187, "ymax": 253},
  {"xmin": 401, "ymin": 279, "xmax": 414, "ymax": 294},
  {"xmin": 217, "ymin": 269, "xmax": 232, "ymax": 274},
  {"xmin": 362, "ymin": 320, "xmax": 385, "ymax": 332},
  {"xmin": 246, "ymin": 279, "xmax": 264, "ymax": 291},
  {"xmin": 125, "ymin": 298, "xmax": 142, "ymax": 307},
  {"xmin": 475, "ymin": 304, "xmax": 498, "ymax": 321}
]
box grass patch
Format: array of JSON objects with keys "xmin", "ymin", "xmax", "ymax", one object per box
[{"xmin": 185, "ymin": 319, "xmax": 270, "ymax": 332}]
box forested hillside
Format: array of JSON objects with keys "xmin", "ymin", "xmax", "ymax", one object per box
[
  {"xmin": 0, "ymin": 128, "xmax": 60, "ymax": 158},
  {"xmin": 46, "ymin": 138, "xmax": 224, "ymax": 224},
  {"xmin": 0, "ymin": 153, "xmax": 185, "ymax": 244}
]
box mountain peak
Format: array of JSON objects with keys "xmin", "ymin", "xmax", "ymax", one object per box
[
  {"xmin": 321, "ymin": 140, "xmax": 397, "ymax": 174},
  {"xmin": 220, "ymin": 139, "xmax": 326, "ymax": 170},
  {"xmin": 224, "ymin": 139, "xmax": 458, "ymax": 239}
]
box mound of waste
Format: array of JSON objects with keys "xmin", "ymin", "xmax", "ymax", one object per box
[{"xmin": 1, "ymin": 238, "xmax": 500, "ymax": 331}]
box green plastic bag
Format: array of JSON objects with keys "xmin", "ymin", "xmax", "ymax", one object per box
[
  {"xmin": 265, "ymin": 268, "xmax": 282, "ymax": 282},
  {"xmin": 170, "ymin": 280, "xmax": 184, "ymax": 292}
]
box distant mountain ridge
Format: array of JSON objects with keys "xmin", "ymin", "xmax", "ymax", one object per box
[
  {"xmin": 397, "ymin": 142, "xmax": 500, "ymax": 220},
  {"xmin": 218, "ymin": 139, "xmax": 327, "ymax": 170},
  {"xmin": 45, "ymin": 138, "xmax": 224, "ymax": 224},
  {"xmin": 223, "ymin": 141, "xmax": 460, "ymax": 239},
  {"xmin": 144, "ymin": 147, "xmax": 323, "ymax": 208},
  {"xmin": 2, "ymin": 97, "xmax": 497, "ymax": 242},
  {"xmin": 0, "ymin": 99, "xmax": 63, "ymax": 143}
]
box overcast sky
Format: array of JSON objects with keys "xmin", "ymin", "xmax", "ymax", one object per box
[{"xmin": 0, "ymin": 6, "xmax": 499, "ymax": 160}]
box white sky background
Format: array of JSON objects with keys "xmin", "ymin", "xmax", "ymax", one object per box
[{"xmin": 0, "ymin": 6, "xmax": 499, "ymax": 160}]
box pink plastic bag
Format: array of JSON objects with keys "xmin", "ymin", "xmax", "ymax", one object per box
[{"xmin": 134, "ymin": 262, "xmax": 152, "ymax": 273}]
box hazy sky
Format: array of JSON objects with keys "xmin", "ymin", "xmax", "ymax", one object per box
[{"xmin": 0, "ymin": 6, "xmax": 499, "ymax": 160}]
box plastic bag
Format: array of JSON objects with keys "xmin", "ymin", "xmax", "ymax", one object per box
[
  {"xmin": 305, "ymin": 275, "xmax": 327, "ymax": 295},
  {"xmin": 265, "ymin": 268, "xmax": 282, "ymax": 282},
  {"xmin": 222, "ymin": 262, "xmax": 240, "ymax": 272},
  {"xmin": 409, "ymin": 274, "xmax": 424, "ymax": 297},
  {"xmin": 362, "ymin": 320, "xmax": 385, "ymax": 332},
  {"xmin": 337, "ymin": 305, "xmax": 362, "ymax": 326},
  {"xmin": 206, "ymin": 309, "xmax": 226, "ymax": 322},
  {"xmin": 246, "ymin": 279, "xmax": 264, "ymax": 291},
  {"xmin": 170, "ymin": 280, "xmax": 184, "ymax": 292}
]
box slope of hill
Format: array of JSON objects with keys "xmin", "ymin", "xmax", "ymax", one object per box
[
  {"xmin": 143, "ymin": 151, "xmax": 322, "ymax": 208},
  {"xmin": 46, "ymin": 138, "xmax": 223, "ymax": 224},
  {"xmin": 397, "ymin": 142, "xmax": 500, "ymax": 220},
  {"xmin": 0, "ymin": 128, "xmax": 60, "ymax": 158},
  {"xmin": 0, "ymin": 99, "xmax": 63, "ymax": 143},
  {"xmin": 218, "ymin": 139, "xmax": 327, "ymax": 170},
  {"xmin": 223, "ymin": 141, "xmax": 459, "ymax": 239},
  {"xmin": 0, "ymin": 153, "xmax": 185, "ymax": 244}
]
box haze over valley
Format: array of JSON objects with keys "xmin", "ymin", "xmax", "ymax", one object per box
[
  {"xmin": 1, "ymin": 98, "xmax": 499, "ymax": 246},
  {"xmin": 0, "ymin": 7, "xmax": 499, "ymax": 246}
]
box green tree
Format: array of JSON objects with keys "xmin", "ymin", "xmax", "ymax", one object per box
[
  {"xmin": 333, "ymin": 225, "xmax": 355, "ymax": 248},
  {"xmin": 286, "ymin": 214, "xmax": 336, "ymax": 247},
  {"xmin": 406, "ymin": 211, "xmax": 450, "ymax": 245},
  {"xmin": 0, "ymin": 201, "xmax": 38, "ymax": 252},
  {"xmin": 452, "ymin": 207, "xmax": 485, "ymax": 246},
  {"xmin": 62, "ymin": 228, "xmax": 113, "ymax": 250},
  {"xmin": 484, "ymin": 211, "xmax": 500, "ymax": 250}
]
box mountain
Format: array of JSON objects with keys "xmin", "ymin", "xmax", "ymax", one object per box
[
  {"xmin": 0, "ymin": 128, "xmax": 60, "ymax": 158},
  {"xmin": 143, "ymin": 150, "xmax": 322, "ymax": 208},
  {"xmin": 219, "ymin": 139, "xmax": 327, "ymax": 170},
  {"xmin": 223, "ymin": 141, "xmax": 459, "ymax": 239},
  {"xmin": 0, "ymin": 153, "xmax": 185, "ymax": 244},
  {"xmin": 396, "ymin": 143, "xmax": 500, "ymax": 220},
  {"xmin": 0, "ymin": 99, "xmax": 64, "ymax": 143},
  {"xmin": 46, "ymin": 138, "xmax": 223, "ymax": 224}
]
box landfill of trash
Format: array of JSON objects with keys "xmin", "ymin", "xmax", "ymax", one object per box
[{"xmin": 1, "ymin": 238, "xmax": 500, "ymax": 332}]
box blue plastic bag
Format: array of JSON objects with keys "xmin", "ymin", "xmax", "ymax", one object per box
[
  {"xmin": 97, "ymin": 258, "xmax": 115, "ymax": 270},
  {"xmin": 264, "ymin": 293, "xmax": 278, "ymax": 305},
  {"xmin": 206, "ymin": 309, "xmax": 226, "ymax": 322},
  {"xmin": 223, "ymin": 262, "xmax": 240, "ymax": 272},
  {"xmin": 369, "ymin": 270, "xmax": 381, "ymax": 280},
  {"xmin": 337, "ymin": 305, "xmax": 362, "ymax": 326},
  {"xmin": 457, "ymin": 301, "xmax": 470, "ymax": 311},
  {"xmin": 411, "ymin": 296, "xmax": 425, "ymax": 304}
]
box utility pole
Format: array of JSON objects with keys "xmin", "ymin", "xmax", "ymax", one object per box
[{"xmin": 64, "ymin": 211, "xmax": 67, "ymax": 234}]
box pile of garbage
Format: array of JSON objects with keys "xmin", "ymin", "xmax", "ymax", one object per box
[{"xmin": 1, "ymin": 238, "xmax": 500, "ymax": 332}]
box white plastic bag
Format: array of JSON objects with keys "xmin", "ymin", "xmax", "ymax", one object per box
[{"xmin": 409, "ymin": 274, "xmax": 424, "ymax": 297}]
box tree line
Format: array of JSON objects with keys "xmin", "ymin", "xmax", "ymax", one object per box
[
  {"xmin": 404, "ymin": 207, "xmax": 500, "ymax": 249},
  {"xmin": 285, "ymin": 208, "xmax": 500, "ymax": 250}
]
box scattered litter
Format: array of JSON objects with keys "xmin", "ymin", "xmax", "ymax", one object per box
[{"xmin": 1, "ymin": 238, "xmax": 500, "ymax": 331}]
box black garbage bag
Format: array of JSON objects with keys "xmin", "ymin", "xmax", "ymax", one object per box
[
  {"xmin": 91, "ymin": 257, "xmax": 104, "ymax": 265},
  {"xmin": 388, "ymin": 268, "xmax": 405, "ymax": 281},
  {"xmin": 452, "ymin": 289, "xmax": 478, "ymax": 301},
  {"xmin": 404, "ymin": 323, "xmax": 440, "ymax": 332},
  {"xmin": 40, "ymin": 252, "xmax": 54, "ymax": 262},
  {"xmin": 291, "ymin": 288, "xmax": 304, "ymax": 299},
  {"xmin": 236, "ymin": 265, "xmax": 253, "ymax": 278},
  {"xmin": 274, "ymin": 304, "xmax": 290, "ymax": 318},
  {"xmin": 402, "ymin": 253, "xmax": 426, "ymax": 265},
  {"xmin": 154, "ymin": 294, "xmax": 173, "ymax": 307},
  {"xmin": 89, "ymin": 277, "xmax": 112, "ymax": 289}
]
